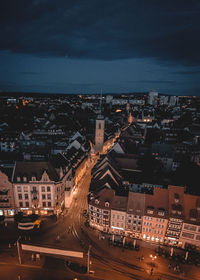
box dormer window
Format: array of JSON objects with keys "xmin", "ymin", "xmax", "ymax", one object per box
[
  {"xmin": 147, "ymin": 206, "xmax": 154, "ymax": 215},
  {"xmin": 177, "ymin": 211, "xmax": 182, "ymax": 215},
  {"xmin": 190, "ymin": 209, "xmax": 198, "ymax": 221},
  {"xmin": 105, "ymin": 202, "xmax": 109, "ymax": 207},
  {"xmin": 23, "ymin": 177, "xmax": 27, "ymax": 182},
  {"xmin": 95, "ymin": 199, "xmax": 99, "ymax": 205},
  {"xmin": 158, "ymin": 211, "xmax": 164, "ymax": 216},
  {"xmin": 32, "ymin": 176, "xmax": 36, "ymax": 181},
  {"xmin": 174, "ymin": 193, "xmax": 179, "ymax": 203},
  {"xmin": 17, "ymin": 177, "xmax": 21, "ymax": 182}
]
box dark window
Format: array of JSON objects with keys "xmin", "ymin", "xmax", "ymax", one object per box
[
  {"xmin": 25, "ymin": 194, "xmax": 29, "ymax": 200},
  {"xmin": 25, "ymin": 202, "xmax": 29, "ymax": 207},
  {"xmin": 18, "ymin": 194, "xmax": 22, "ymax": 200},
  {"xmin": 48, "ymin": 201, "xmax": 51, "ymax": 207},
  {"xmin": 98, "ymin": 123, "xmax": 101, "ymax": 129},
  {"xmin": 47, "ymin": 186, "xmax": 51, "ymax": 192},
  {"xmin": 19, "ymin": 202, "xmax": 23, "ymax": 207},
  {"xmin": 43, "ymin": 202, "xmax": 46, "ymax": 207},
  {"xmin": 47, "ymin": 194, "xmax": 51, "ymax": 200},
  {"xmin": 42, "ymin": 194, "xmax": 46, "ymax": 200}
]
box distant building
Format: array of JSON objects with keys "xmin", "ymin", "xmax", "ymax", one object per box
[
  {"xmin": 159, "ymin": 95, "xmax": 169, "ymax": 106},
  {"xmin": 148, "ymin": 91, "xmax": 158, "ymax": 106},
  {"xmin": 169, "ymin": 95, "xmax": 178, "ymax": 106}
]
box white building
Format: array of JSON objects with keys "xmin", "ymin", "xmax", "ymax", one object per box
[
  {"xmin": 148, "ymin": 91, "xmax": 158, "ymax": 106},
  {"xmin": 12, "ymin": 161, "xmax": 65, "ymax": 216}
]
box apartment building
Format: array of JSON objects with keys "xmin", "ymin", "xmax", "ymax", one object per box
[
  {"xmin": 142, "ymin": 188, "xmax": 169, "ymax": 244},
  {"xmin": 110, "ymin": 196, "xmax": 128, "ymax": 236},
  {"xmin": 125, "ymin": 192, "xmax": 145, "ymax": 239},
  {"xmin": 88, "ymin": 185, "xmax": 200, "ymax": 249},
  {"xmin": 89, "ymin": 188, "xmax": 115, "ymax": 232},
  {"xmin": 12, "ymin": 161, "xmax": 65, "ymax": 216},
  {"xmin": 165, "ymin": 185, "xmax": 185, "ymax": 246},
  {"xmin": 179, "ymin": 194, "xmax": 200, "ymax": 248}
]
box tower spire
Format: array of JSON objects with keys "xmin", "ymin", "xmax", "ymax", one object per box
[{"xmin": 100, "ymin": 88, "xmax": 103, "ymax": 115}]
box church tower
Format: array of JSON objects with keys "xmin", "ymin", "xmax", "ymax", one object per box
[
  {"xmin": 95, "ymin": 91, "xmax": 105, "ymax": 154},
  {"xmin": 95, "ymin": 115, "xmax": 105, "ymax": 153}
]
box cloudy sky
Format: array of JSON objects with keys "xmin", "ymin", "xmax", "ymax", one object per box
[{"xmin": 0, "ymin": 0, "xmax": 200, "ymax": 95}]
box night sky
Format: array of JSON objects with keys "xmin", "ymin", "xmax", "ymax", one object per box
[{"xmin": 1, "ymin": 0, "xmax": 200, "ymax": 95}]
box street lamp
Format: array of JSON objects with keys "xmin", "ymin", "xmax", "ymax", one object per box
[{"xmin": 149, "ymin": 254, "xmax": 157, "ymax": 266}]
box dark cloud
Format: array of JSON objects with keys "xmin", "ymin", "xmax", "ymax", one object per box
[{"xmin": 0, "ymin": 0, "xmax": 200, "ymax": 65}]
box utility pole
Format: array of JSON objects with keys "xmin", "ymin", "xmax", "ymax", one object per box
[
  {"xmin": 17, "ymin": 237, "xmax": 22, "ymax": 264},
  {"xmin": 87, "ymin": 245, "xmax": 91, "ymax": 274}
]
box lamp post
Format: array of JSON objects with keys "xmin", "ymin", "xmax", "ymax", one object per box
[
  {"xmin": 149, "ymin": 254, "xmax": 157, "ymax": 266},
  {"xmin": 17, "ymin": 236, "xmax": 22, "ymax": 264},
  {"xmin": 87, "ymin": 245, "xmax": 91, "ymax": 274}
]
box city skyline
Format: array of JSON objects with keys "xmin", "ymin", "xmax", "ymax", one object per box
[{"xmin": 1, "ymin": 1, "xmax": 200, "ymax": 95}]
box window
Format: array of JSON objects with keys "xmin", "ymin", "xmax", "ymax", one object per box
[
  {"xmin": 41, "ymin": 186, "xmax": 45, "ymax": 192},
  {"xmin": 47, "ymin": 194, "xmax": 51, "ymax": 200},
  {"xmin": 105, "ymin": 202, "xmax": 109, "ymax": 207},
  {"xmin": 42, "ymin": 194, "xmax": 46, "ymax": 200},
  {"xmin": 182, "ymin": 232, "xmax": 194, "ymax": 239},
  {"xmin": 47, "ymin": 186, "xmax": 51, "ymax": 192},
  {"xmin": 25, "ymin": 202, "xmax": 29, "ymax": 207},
  {"xmin": 23, "ymin": 177, "xmax": 27, "ymax": 182},
  {"xmin": 19, "ymin": 202, "xmax": 23, "ymax": 207},
  {"xmin": 17, "ymin": 177, "xmax": 21, "ymax": 182},
  {"xmin": 184, "ymin": 224, "xmax": 197, "ymax": 231},
  {"xmin": 32, "ymin": 176, "xmax": 36, "ymax": 181},
  {"xmin": 24, "ymin": 194, "xmax": 29, "ymax": 200},
  {"xmin": 24, "ymin": 186, "xmax": 28, "ymax": 192},
  {"xmin": 158, "ymin": 212, "xmax": 164, "ymax": 216},
  {"xmin": 17, "ymin": 186, "xmax": 21, "ymax": 192},
  {"xmin": 43, "ymin": 202, "xmax": 46, "ymax": 207},
  {"xmin": 98, "ymin": 123, "xmax": 101, "ymax": 129},
  {"xmin": 18, "ymin": 194, "xmax": 22, "ymax": 200},
  {"xmin": 196, "ymin": 235, "xmax": 200, "ymax": 241},
  {"xmin": 48, "ymin": 201, "xmax": 51, "ymax": 207}
]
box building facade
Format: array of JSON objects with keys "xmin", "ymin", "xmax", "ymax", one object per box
[{"xmin": 12, "ymin": 162, "xmax": 65, "ymax": 216}]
